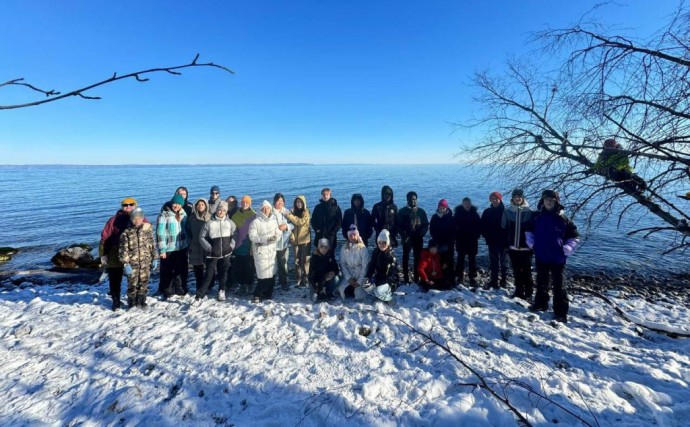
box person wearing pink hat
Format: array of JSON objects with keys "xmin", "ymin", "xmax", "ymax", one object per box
[
  {"xmin": 481, "ymin": 192, "xmax": 509, "ymax": 289},
  {"xmin": 429, "ymin": 199, "xmax": 455, "ymax": 280}
]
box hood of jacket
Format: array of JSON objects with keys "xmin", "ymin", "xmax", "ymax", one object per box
[
  {"xmin": 509, "ymin": 199, "xmax": 530, "ymax": 212},
  {"xmin": 293, "ymin": 195, "xmax": 308, "ymax": 213},
  {"xmin": 192, "ymin": 198, "xmax": 211, "ymax": 221},
  {"xmin": 256, "ymin": 209, "xmax": 272, "ymax": 222},
  {"xmin": 351, "ymin": 193, "xmax": 365, "ymax": 211},
  {"xmin": 380, "ymin": 186, "xmax": 394, "ymax": 203}
]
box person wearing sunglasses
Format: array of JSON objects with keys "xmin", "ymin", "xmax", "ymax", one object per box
[
  {"xmin": 208, "ymin": 185, "xmax": 221, "ymax": 215},
  {"xmin": 99, "ymin": 197, "xmax": 148, "ymax": 310}
]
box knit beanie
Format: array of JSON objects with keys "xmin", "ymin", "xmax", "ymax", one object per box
[
  {"xmin": 130, "ymin": 207, "xmax": 145, "ymax": 219},
  {"xmin": 171, "ymin": 194, "xmax": 185, "ymax": 206},
  {"xmin": 438, "ymin": 199, "xmax": 449, "ymax": 209},
  {"xmin": 318, "ymin": 238, "xmax": 331, "ymax": 248},
  {"xmin": 377, "ymin": 229, "xmax": 391, "ymax": 245},
  {"xmin": 121, "ymin": 197, "xmax": 137, "ymax": 206},
  {"xmin": 216, "ymin": 201, "xmax": 229, "ymax": 212},
  {"xmin": 541, "ymin": 189, "xmax": 560, "ymax": 203},
  {"xmin": 262, "ymin": 200, "xmax": 272, "ymax": 210},
  {"xmin": 489, "ymin": 192, "xmax": 503, "ymax": 202},
  {"xmin": 511, "ymin": 189, "xmax": 524, "ymax": 198},
  {"xmin": 241, "ymin": 195, "xmax": 252, "ymax": 204},
  {"xmin": 210, "ymin": 185, "xmax": 220, "ymax": 194}
]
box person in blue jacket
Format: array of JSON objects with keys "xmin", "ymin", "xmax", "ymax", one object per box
[{"xmin": 525, "ymin": 190, "xmax": 580, "ymax": 323}]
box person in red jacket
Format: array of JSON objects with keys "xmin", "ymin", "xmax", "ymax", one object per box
[{"xmin": 417, "ymin": 240, "xmax": 453, "ymax": 292}]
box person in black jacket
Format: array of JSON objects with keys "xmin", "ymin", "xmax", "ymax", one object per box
[
  {"xmin": 308, "ymin": 238, "xmax": 340, "ymax": 302},
  {"xmin": 310, "ymin": 188, "xmax": 343, "ymax": 254},
  {"xmin": 481, "ymin": 192, "xmax": 509, "ymax": 289},
  {"xmin": 429, "ymin": 199, "xmax": 455, "ymax": 280},
  {"xmin": 397, "ymin": 191, "xmax": 429, "ymax": 283},
  {"xmin": 363, "ymin": 230, "xmax": 399, "ymax": 302},
  {"xmin": 454, "ymin": 197, "xmax": 481, "ymax": 287},
  {"xmin": 341, "ymin": 193, "xmax": 374, "ymax": 246},
  {"xmin": 371, "ymin": 185, "xmax": 398, "ymax": 247},
  {"xmin": 196, "ymin": 201, "xmax": 238, "ymax": 302}
]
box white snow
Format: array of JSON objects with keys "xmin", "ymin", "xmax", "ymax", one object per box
[{"xmin": 1, "ymin": 281, "xmax": 689, "ymax": 426}]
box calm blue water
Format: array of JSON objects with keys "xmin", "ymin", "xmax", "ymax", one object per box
[{"xmin": 0, "ymin": 164, "xmax": 682, "ymax": 275}]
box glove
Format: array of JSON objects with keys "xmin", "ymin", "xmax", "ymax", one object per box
[
  {"xmin": 152, "ymin": 259, "xmax": 159, "ymax": 270},
  {"xmin": 100, "ymin": 256, "xmax": 108, "ymax": 266},
  {"xmin": 525, "ymin": 232, "xmax": 535, "ymax": 249},
  {"xmin": 562, "ymin": 238, "xmax": 579, "ymax": 257},
  {"xmin": 267, "ymin": 235, "xmax": 278, "ymax": 244},
  {"xmin": 123, "ymin": 264, "xmax": 133, "ymax": 276}
]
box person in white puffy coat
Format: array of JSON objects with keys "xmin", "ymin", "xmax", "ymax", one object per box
[
  {"xmin": 338, "ymin": 225, "xmax": 370, "ymax": 301},
  {"xmin": 248, "ymin": 201, "xmax": 281, "ymax": 302}
]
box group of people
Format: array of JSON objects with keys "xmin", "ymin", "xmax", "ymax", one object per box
[{"xmin": 99, "ymin": 184, "xmax": 580, "ymax": 322}]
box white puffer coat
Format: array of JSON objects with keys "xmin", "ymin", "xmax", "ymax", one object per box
[
  {"xmin": 248, "ymin": 210, "xmax": 281, "ymax": 279},
  {"xmin": 340, "ymin": 241, "xmax": 370, "ymax": 285}
]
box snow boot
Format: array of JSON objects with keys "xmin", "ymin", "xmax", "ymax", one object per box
[
  {"xmin": 127, "ymin": 296, "xmax": 135, "ymax": 309},
  {"xmin": 528, "ymin": 304, "xmax": 547, "ymax": 312},
  {"xmin": 252, "ymin": 296, "xmax": 261, "ymax": 304},
  {"xmin": 217, "ymin": 290, "xmax": 226, "ymax": 301},
  {"xmin": 112, "ymin": 298, "xmax": 121, "ymax": 311},
  {"xmin": 554, "ymin": 315, "xmax": 568, "ymax": 324},
  {"xmin": 136, "ymin": 295, "xmax": 148, "ymax": 308}
]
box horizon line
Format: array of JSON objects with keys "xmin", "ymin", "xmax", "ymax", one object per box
[{"xmin": 0, "ymin": 162, "xmax": 463, "ymax": 167}]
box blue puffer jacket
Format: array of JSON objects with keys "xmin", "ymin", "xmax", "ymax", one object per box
[{"xmin": 528, "ymin": 205, "xmax": 579, "ymax": 264}]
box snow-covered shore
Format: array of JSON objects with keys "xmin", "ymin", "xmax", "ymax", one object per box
[{"xmin": 1, "ymin": 281, "xmax": 689, "ymax": 427}]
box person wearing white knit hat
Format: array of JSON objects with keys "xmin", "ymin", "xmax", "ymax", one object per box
[
  {"xmin": 362, "ymin": 229, "xmax": 399, "ymax": 302},
  {"xmin": 248, "ymin": 200, "xmax": 281, "ymax": 303}
]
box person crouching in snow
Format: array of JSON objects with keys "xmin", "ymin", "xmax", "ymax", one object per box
[
  {"xmin": 337, "ymin": 225, "xmax": 370, "ymax": 301},
  {"xmin": 248, "ymin": 201, "xmax": 281, "ymax": 303},
  {"xmin": 363, "ymin": 230, "xmax": 400, "ymax": 302},
  {"xmin": 119, "ymin": 208, "xmax": 157, "ymax": 309},
  {"xmin": 417, "ymin": 240, "xmax": 453, "ymax": 292},
  {"xmin": 196, "ymin": 201, "xmax": 237, "ymax": 303},
  {"xmin": 525, "ymin": 190, "xmax": 580, "ymax": 323},
  {"xmin": 309, "ymin": 238, "xmax": 340, "ymax": 302}
]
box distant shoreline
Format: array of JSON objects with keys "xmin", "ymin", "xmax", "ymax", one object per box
[{"xmin": 0, "ymin": 163, "xmax": 461, "ymax": 167}]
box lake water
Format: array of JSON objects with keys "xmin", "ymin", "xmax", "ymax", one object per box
[{"xmin": 0, "ymin": 164, "xmax": 682, "ymax": 275}]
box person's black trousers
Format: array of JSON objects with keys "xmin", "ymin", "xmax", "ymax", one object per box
[
  {"xmin": 455, "ymin": 241, "xmax": 478, "ymax": 282},
  {"xmin": 402, "ymin": 238, "xmax": 424, "ymax": 283},
  {"xmin": 487, "ymin": 244, "xmax": 508, "ymax": 287},
  {"xmin": 197, "ymin": 256, "xmax": 232, "ymax": 299},
  {"xmin": 234, "ymin": 255, "xmax": 255, "ymax": 286},
  {"xmin": 254, "ymin": 277, "xmax": 274, "ymax": 300},
  {"xmin": 508, "ymin": 249, "xmax": 534, "ymax": 299},
  {"xmin": 275, "ymin": 248, "xmax": 289, "ymax": 288},
  {"xmin": 534, "ymin": 261, "xmax": 568, "ymax": 317},
  {"xmin": 107, "ymin": 267, "xmax": 124, "ymax": 307},
  {"xmin": 159, "ymin": 249, "xmax": 189, "ymax": 297}
]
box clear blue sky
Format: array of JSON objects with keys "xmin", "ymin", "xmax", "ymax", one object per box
[{"xmin": 0, "ymin": 1, "xmax": 679, "ymax": 164}]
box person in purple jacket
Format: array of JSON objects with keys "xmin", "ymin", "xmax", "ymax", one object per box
[{"xmin": 525, "ymin": 190, "xmax": 580, "ymax": 323}]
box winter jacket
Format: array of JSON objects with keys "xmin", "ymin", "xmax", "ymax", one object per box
[
  {"xmin": 118, "ymin": 222, "xmax": 157, "ymax": 267},
  {"xmin": 527, "ymin": 205, "xmax": 580, "ymax": 265},
  {"xmin": 341, "ymin": 194, "xmax": 374, "ymax": 244},
  {"xmin": 156, "ymin": 206, "xmax": 188, "ymax": 254},
  {"xmin": 199, "ymin": 213, "xmax": 238, "ymax": 259},
  {"xmin": 454, "ymin": 205, "xmax": 481, "ymax": 249},
  {"xmin": 371, "ymin": 186, "xmax": 398, "ymax": 242},
  {"xmin": 231, "ymin": 208, "xmax": 257, "ymax": 256},
  {"xmin": 248, "ymin": 210, "xmax": 281, "ymax": 279},
  {"xmin": 366, "ymin": 247, "xmax": 399, "ymax": 288},
  {"xmin": 397, "ymin": 205, "xmax": 429, "ymax": 245},
  {"xmin": 272, "ymin": 207, "xmax": 294, "ymax": 251},
  {"xmin": 309, "ymin": 249, "xmax": 340, "ymax": 286},
  {"xmin": 417, "ymin": 249, "xmax": 444, "ymax": 282},
  {"xmin": 287, "ymin": 196, "xmax": 311, "ymax": 246},
  {"xmin": 429, "ymin": 209, "xmax": 455, "ymax": 249},
  {"xmin": 100, "ymin": 209, "xmax": 149, "ymax": 268},
  {"xmin": 480, "ymin": 203, "xmax": 508, "ymax": 248},
  {"xmin": 501, "ymin": 200, "xmax": 534, "ymax": 249},
  {"xmin": 311, "ymin": 198, "xmax": 343, "ymax": 246},
  {"xmin": 340, "ymin": 240, "xmax": 370, "ymax": 285},
  {"xmin": 187, "ymin": 199, "xmax": 211, "ymax": 265},
  {"xmin": 208, "ymin": 197, "xmax": 222, "ymax": 215},
  {"xmin": 593, "ymin": 148, "xmax": 632, "ymax": 174}
]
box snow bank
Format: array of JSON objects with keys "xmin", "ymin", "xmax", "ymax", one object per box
[{"xmin": 1, "ymin": 281, "xmax": 689, "ymax": 426}]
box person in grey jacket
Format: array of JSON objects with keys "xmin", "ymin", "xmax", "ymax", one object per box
[
  {"xmin": 188, "ymin": 199, "xmax": 211, "ymax": 290},
  {"xmin": 195, "ymin": 201, "xmax": 238, "ymax": 303},
  {"xmin": 501, "ymin": 189, "xmax": 535, "ymax": 301}
]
